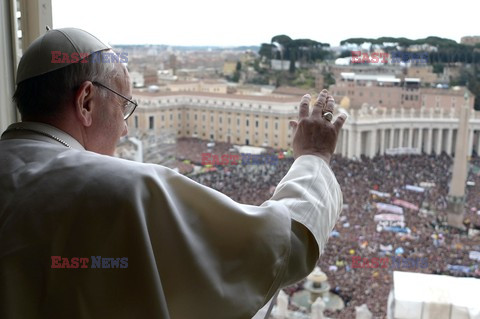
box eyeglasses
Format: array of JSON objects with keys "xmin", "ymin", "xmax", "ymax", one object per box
[{"xmin": 92, "ymin": 81, "xmax": 138, "ymax": 120}]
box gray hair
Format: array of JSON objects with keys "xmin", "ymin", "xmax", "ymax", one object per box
[
  {"xmin": 64, "ymin": 50, "xmax": 123, "ymax": 98},
  {"xmin": 13, "ymin": 49, "xmax": 124, "ymax": 119}
]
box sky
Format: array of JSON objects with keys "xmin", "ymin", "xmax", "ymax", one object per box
[{"xmin": 52, "ymin": 0, "xmax": 478, "ymax": 47}]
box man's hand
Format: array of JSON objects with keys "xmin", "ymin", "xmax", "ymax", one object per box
[{"xmin": 289, "ymin": 89, "xmax": 347, "ymax": 164}]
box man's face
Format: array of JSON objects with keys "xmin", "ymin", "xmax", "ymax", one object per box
[{"xmin": 88, "ymin": 65, "xmax": 130, "ymax": 156}]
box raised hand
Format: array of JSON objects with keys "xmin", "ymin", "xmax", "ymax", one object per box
[{"xmin": 289, "ymin": 89, "xmax": 347, "ymax": 164}]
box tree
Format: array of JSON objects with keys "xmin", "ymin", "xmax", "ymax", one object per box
[
  {"xmin": 324, "ymin": 72, "xmax": 335, "ymax": 88},
  {"xmin": 258, "ymin": 43, "xmax": 273, "ymax": 59},
  {"xmin": 451, "ymin": 65, "xmax": 480, "ymax": 110},
  {"xmin": 258, "ymin": 35, "xmax": 331, "ymax": 68},
  {"xmin": 271, "ymin": 35, "xmax": 292, "ymax": 47},
  {"xmin": 232, "ymin": 62, "xmax": 241, "ymax": 83},
  {"xmin": 433, "ymin": 63, "xmax": 444, "ymax": 74},
  {"xmin": 289, "ymin": 48, "xmax": 296, "ymax": 74}
]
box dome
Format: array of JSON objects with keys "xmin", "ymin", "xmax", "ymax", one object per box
[{"xmin": 340, "ymin": 96, "xmax": 351, "ymax": 109}]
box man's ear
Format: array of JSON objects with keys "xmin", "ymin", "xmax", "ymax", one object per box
[{"xmin": 74, "ymin": 81, "xmax": 95, "ymax": 127}]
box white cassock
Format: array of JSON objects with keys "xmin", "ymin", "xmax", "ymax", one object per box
[{"xmin": 0, "ymin": 122, "xmax": 343, "ymax": 319}]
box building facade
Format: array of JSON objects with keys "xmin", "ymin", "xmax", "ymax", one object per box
[
  {"xmin": 337, "ymin": 97, "xmax": 480, "ymax": 159},
  {"xmin": 129, "ymin": 91, "xmax": 299, "ymax": 149},
  {"xmin": 129, "ymin": 90, "xmax": 480, "ymax": 159},
  {"xmin": 329, "ymin": 73, "xmax": 473, "ymax": 110}
]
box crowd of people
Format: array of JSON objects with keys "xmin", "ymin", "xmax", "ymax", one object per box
[
  {"xmin": 167, "ymin": 138, "xmax": 480, "ymax": 318},
  {"xmin": 317, "ymin": 154, "xmax": 480, "ymax": 318}
]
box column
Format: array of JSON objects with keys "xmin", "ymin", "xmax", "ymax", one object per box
[
  {"xmin": 407, "ymin": 128, "xmax": 414, "ymax": 148},
  {"xmin": 426, "ymin": 128, "xmax": 433, "ymax": 154},
  {"xmin": 370, "ymin": 129, "xmax": 377, "ymax": 158},
  {"xmin": 418, "ymin": 128, "xmax": 424, "ymax": 153},
  {"xmin": 342, "ymin": 130, "xmax": 348, "ymax": 157},
  {"xmin": 477, "ymin": 131, "xmax": 480, "ymax": 157},
  {"xmin": 335, "ymin": 130, "xmax": 342, "ymax": 155},
  {"xmin": 468, "ymin": 129, "xmax": 474, "ymax": 157},
  {"xmin": 347, "ymin": 129, "xmax": 355, "ymax": 159},
  {"xmin": 355, "ymin": 130, "xmax": 362, "ymax": 158},
  {"xmin": 389, "ymin": 128, "xmax": 395, "ymax": 150},
  {"xmin": 0, "ymin": 0, "xmax": 21, "ymax": 132},
  {"xmin": 436, "ymin": 128, "xmax": 443, "ymax": 154},
  {"xmin": 19, "ymin": 0, "xmax": 53, "ymax": 51},
  {"xmin": 446, "ymin": 129, "xmax": 453, "ymax": 156},
  {"xmin": 398, "ymin": 128, "xmax": 404, "ymax": 148},
  {"xmin": 380, "ymin": 129, "xmax": 386, "ymax": 155}
]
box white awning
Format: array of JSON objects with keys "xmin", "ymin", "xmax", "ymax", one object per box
[{"xmin": 389, "ymin": 272, "xmax": 480, "ymax": 319}]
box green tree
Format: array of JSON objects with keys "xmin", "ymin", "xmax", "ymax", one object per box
[
  {"xmin": 232, "ymin": 61, "xmax": 242, "ymax": 83},
  {"xmin": 289, "ymin": 48, "xmax": 296, "ymax": 74},
  {"xmin": 433, "ymin": 63, "xmax": 444, "ymax": 74},
  {"xmin": 271, "ymin": 35, "xmax": 292, "ymax": 47},
  {"xmin": 258, "ymin": 43, "xmax": 273, "ymax": 59},
  {"xmin": 324, "ymin": 72, "xmax": 335, "ymax": 88}
]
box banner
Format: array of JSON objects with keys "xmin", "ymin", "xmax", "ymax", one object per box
[
  {"xmin": 419, "ymin": 182, "xmax": 436, "ymax": 188},
  {"xmin": 377, "ymin": 220, "xmax": 406, "ymax": 228},
  {"xmin": 393, "ymin": 199, "xmax": 419, "ymax": 211},
  {"xmin": 382, "ymin": 226, "xmax": 410, "ymax": 233},
  {"xmin": 374, "ymin": 213, "xmax": 405, "ymax": 222},
  {"xmin": 369, "ymin": 190, "xmax": 391, "ymax": 198},
  {"xmin": 469, "ymin": 251, "xmax": 480, "ymax": 261},
  {"xmin": 376, "ymin": 202, "xmax": 404, "ymax": 214},
  {"xmin": 405, "ymin": 185, "xmax": 425, "ymax": 193}
]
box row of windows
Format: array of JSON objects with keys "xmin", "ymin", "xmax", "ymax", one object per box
[
  {"xmin": 142, "ymin": 115, "xmax": 281, "ymax": 131},
  {"xmin": 332, "ymin": 90, "xmax": 460, "ymax": 103},
  {"xmin": 150, "ymin": 98, "xmax": 277, "ymax": 110},
  {"xmin": 403, "ymin": 94, "xmax": 419, "ymax": 101}
]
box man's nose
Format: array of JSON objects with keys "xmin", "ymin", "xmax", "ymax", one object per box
[{"xmin": 122, "ymin": 122, "xmax": 128, "ymax": 137}]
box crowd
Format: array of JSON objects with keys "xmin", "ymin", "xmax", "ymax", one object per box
[
  {"xmin": 317, "ymin": 154, "xmax": 480, "ymax": 318},
  {"xmin": 166, "ymin": 138, "xmax": 480, "ymax": 318}
]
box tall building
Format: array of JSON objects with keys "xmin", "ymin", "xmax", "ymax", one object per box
[{"xmin": 329, "ymin": 72, "xmax": 470, "ymax": 110}]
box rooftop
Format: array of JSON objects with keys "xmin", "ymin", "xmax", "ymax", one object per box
[{"xmin": 132, "ymin": 90, "xmax": 301, "ymax": 103}]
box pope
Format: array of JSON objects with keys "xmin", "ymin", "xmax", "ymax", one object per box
[{"xmin": 0, "ymin": 27, "xmax": 347, "ymax": 319}]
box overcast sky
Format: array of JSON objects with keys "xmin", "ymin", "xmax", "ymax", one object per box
[{"xmin": 52, "ymin": 0, "xmax": 477, "ymax": 47}]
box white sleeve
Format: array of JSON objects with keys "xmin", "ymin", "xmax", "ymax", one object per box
[
  {"xmin": 267, "ymin": 154, "xmax": 343, "ymax": 256},
  {"xmin": 133, "ymin": 154, "xmax": 343, "ymax": 318}
]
